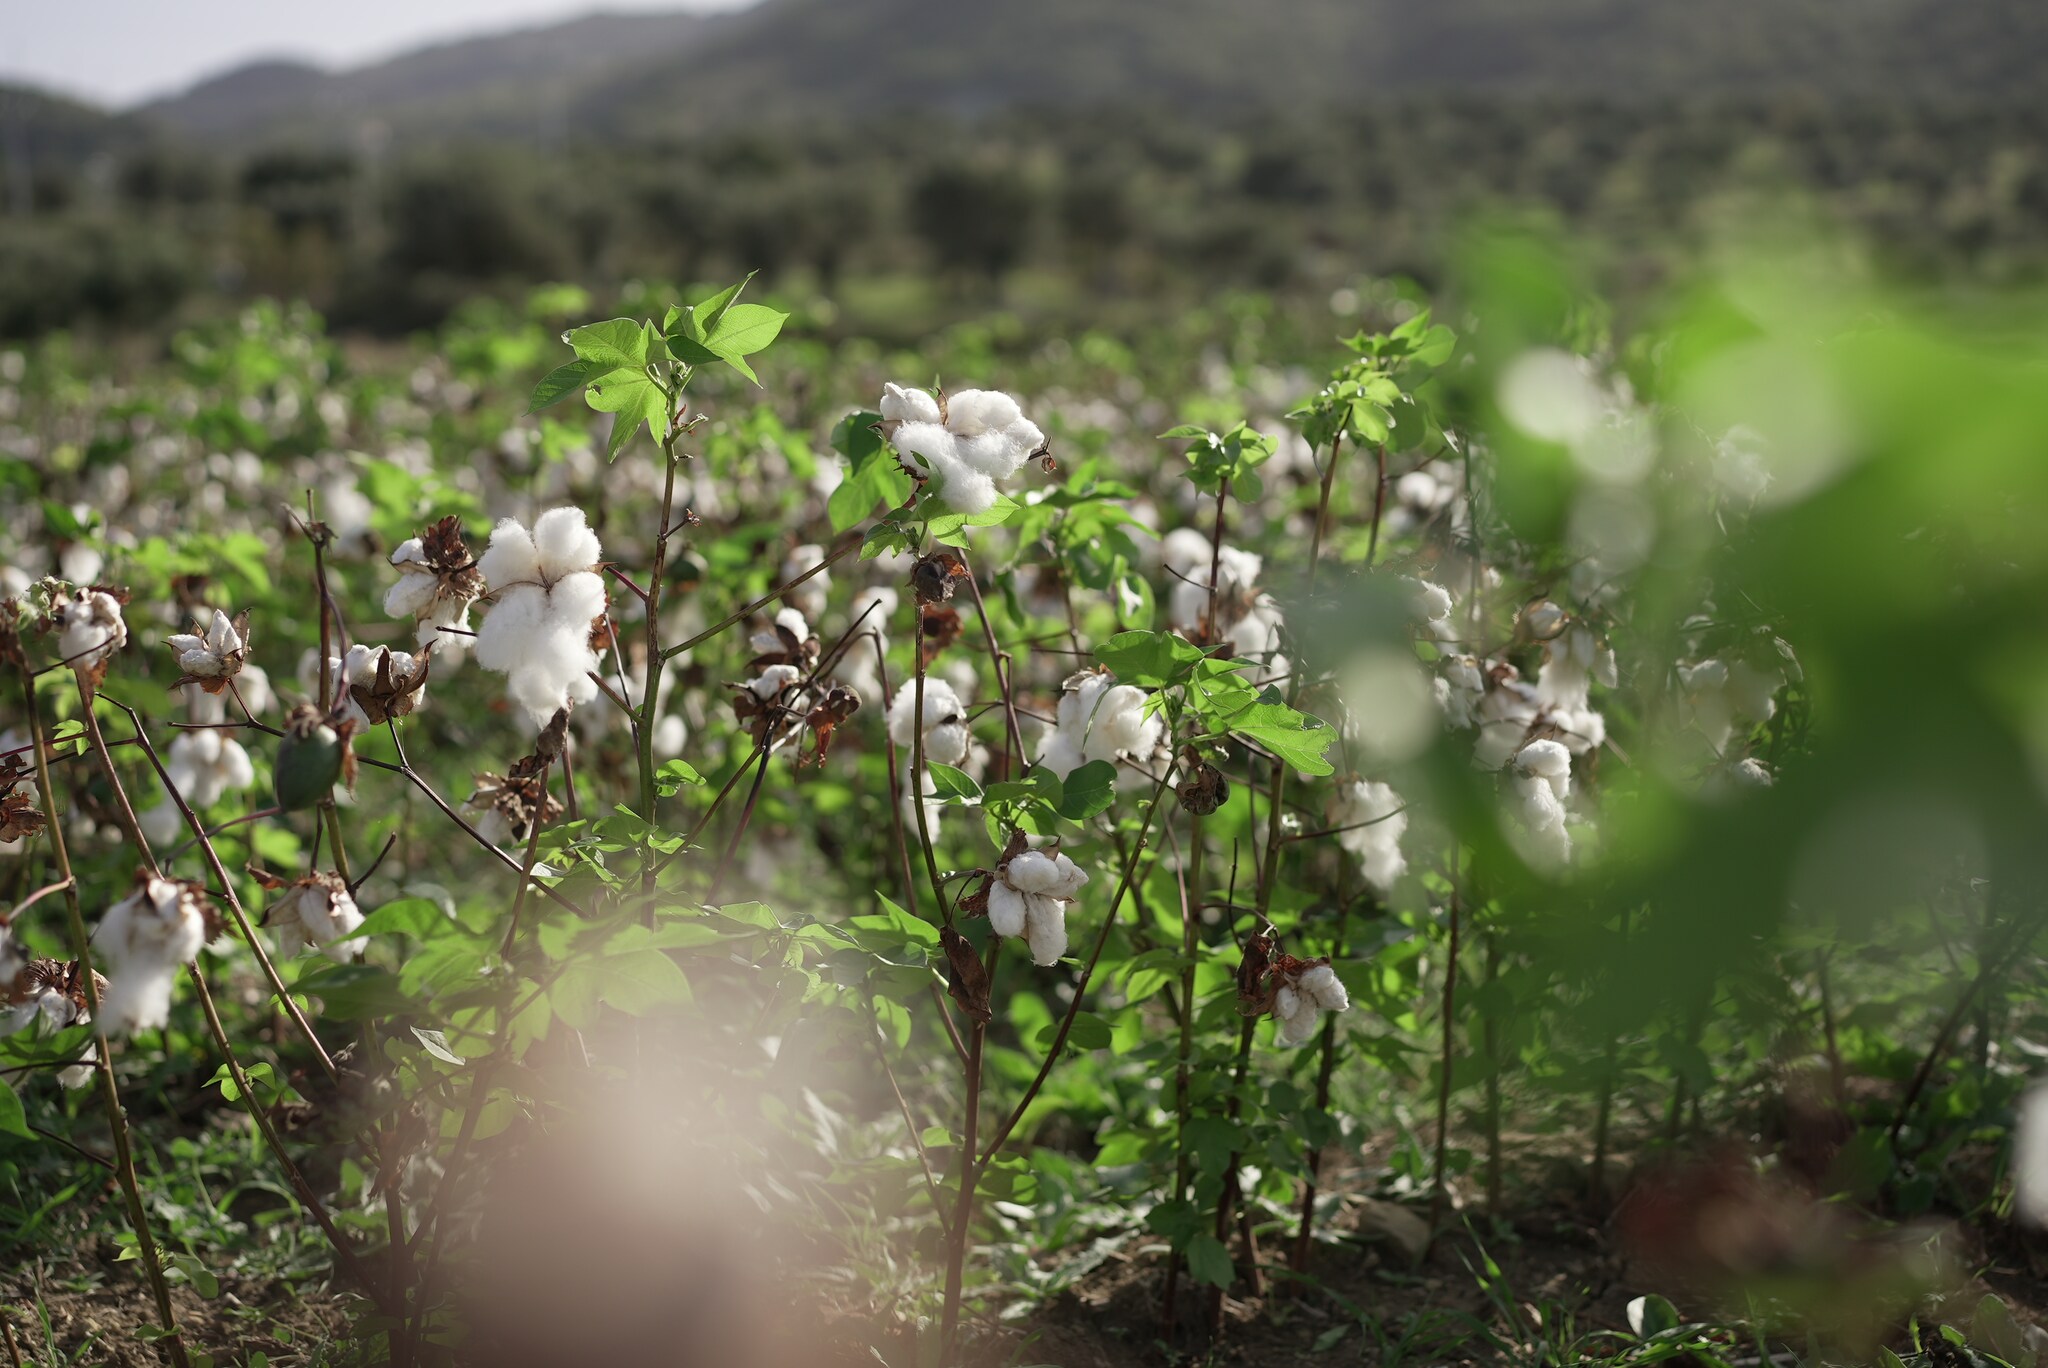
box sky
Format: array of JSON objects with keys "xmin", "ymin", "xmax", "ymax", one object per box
[{"xmin": 0, "ymin": 1, "xmax": 756, "ymax": 108}]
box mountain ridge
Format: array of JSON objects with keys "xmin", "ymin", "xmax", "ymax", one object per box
[{"xmin": 74, "ymin": 0, "xmax": 2048, "ymax": 149}]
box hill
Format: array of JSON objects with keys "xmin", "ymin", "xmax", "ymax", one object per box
[
  {"xmin": 141, "ymin": 11, "xmax": 715, "ymax": 146},
  {"xmin": 130, "ymin": 0, "xmax": 2048, "ymax": 148}
]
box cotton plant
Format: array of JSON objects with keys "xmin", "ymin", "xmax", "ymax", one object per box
[
  {"xmin": 886, "ymin": 676, "xmax": 971, "ymax": 768},
  {"xmin": 878, "ymin": 383, "xmax": 1048, "ymax": 515},
  {"xmin": 1038, "ymin": 669, "xmax": 1162, "ymax": 779},
  {"xmin": 984, "ymin": 846, "xmax": 1091, "ymax": 966},
  {"xmin": 1159, "ymin": 527, "xmax": 1287, "ymax": 673},
  {"xmin": 92, "ymin": 875, "xmax": 216, "ymax": 1036},
  {"xmin": 473, "ymin": 507, "xmax": 608, "ymax": 730}
]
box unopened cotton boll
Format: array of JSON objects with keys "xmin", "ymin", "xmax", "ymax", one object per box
[{"xmin": 886, "ymin": 678, "xmax": 970, "ymax": 766}]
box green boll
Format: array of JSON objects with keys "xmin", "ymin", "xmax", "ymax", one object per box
[{"xmin": 274, "ymin": 710, "xmax": 343, "ymax": 812}]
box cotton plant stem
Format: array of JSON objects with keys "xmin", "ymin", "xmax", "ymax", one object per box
[
  {"xmin": 939, "ymin": 1008, "xmax": 986, "ymax": 1363},
  {"xmin": 15, "ymin": 669, "xmax": 189, "ymax": 1368},
  {"xmin": 1430, "ymin": 885, "xmax": 1462, "ymax": 1242},
  {"xmin": 1161, "ymin": 816, "xmax": 1204, "ymax": 1332},
  {"xmin": 956, "ymin": 548, "xmax": 1022, "ymax": 777},
  {"xmin": 635, "ymin": 439, "xmax": 683, "ymax": 895},
  {"xmin": 1204, "ymin": 1014, "xmax": 1260, "ymax": 1337},
  {"xmin": 1483, "ymin": 931, "xmax": 1503, "ymax": 1212},
  {"xmin": 1291, "ymin": 883, "xmax": 1360, "ymax": 1277},
  {"xmin": 184, "ymin": 966, "xmax": 387, "ymax": 1308}
]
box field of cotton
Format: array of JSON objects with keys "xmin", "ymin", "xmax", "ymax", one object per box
[{"xmin": 4, "ymin": 233, "xmax": 2048, "ymax": 1368}]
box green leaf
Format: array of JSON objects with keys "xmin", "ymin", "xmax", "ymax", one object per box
[
  {"xmin": 1185, "ymin": 1233, "xmax": 1236, "ymax": 1289},
  {"xmin": 655, "ymin": 759, "xmax": 706, "ymax": 796},
  {"xmin": 1225, "ymin": 700, "xmax": 1338, "ymax": 776},
  {"xmin": 587, "ymin": 368, "xmax": 668, "ymax": 463},
  {"xmin": 527, "ymin": 358, "xmax": 609, "ymax": 414},
  {"xmin": 1056, "ymin": 760, "xmax": 1118, "ymax": 821},
  {"xmin": 707, "ymin": 303, "xmax": 788, "ymax": 357},
  {"xmin": 1095, "ymin": 629, "xmax": 1204, "ymax": 688},
  {"xmin": 411, "ymin": 1027, "xmax": 468, "ymax": 1067},
  {"xmin": 0, "ymin": 1076, "xmax": 29, "ymax": 1138},
  {"xmin": 927, "ymin": 764, "xmax": 982, "ymax": 804}
]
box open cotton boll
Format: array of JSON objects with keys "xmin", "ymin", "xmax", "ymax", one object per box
[
  {"xmin": 165, "ymin": 729, "xmax": 255, "ymax": 809},
  {"xmin": 531, "ymin": 507, "xmax": 603, "ymax": 582},
  {"xmin": 1023, "ymin": 896, "xmax": 1068, "ymax": 966},
  {"xmin": 1041, "ymin": 672, "xmax": 1161, "ymax": 777},
  {"xmin": 1297, "ymin": 964, "xmax": 1350, "ymax": 1013},
  {"xmin": 946, "ymin": 389, "xmax": 1022, "ymax": 436},
  {"xmin": 988, "ymin": 881, "xmax": 1028, "ymax": 938},
  {"xmin": 93, "ymin": 877, "xmax": 210, "ymax": 1035},
  {"xmin": 167, "ymin": 609, "xmax": 243, "ymax": 679},
  {"xmin": 54, "ymin": 588, "xmax": 126, "ymax": 670},
  {"xmin": 886, "ymin": 678, "xmax": 971, "ymax": 766},
  {"xmin": 749, "ymin": 664, "xmax": 802, "ymax": 700},
  {"xmin": 271, "ymin": 876, "xmax": 366, "ymax": 963},
  {"xmin": 881, "ymin": 382, "xmax": 941, "ymax": 426},
  {"xmin": 476, "ymin": 517, "xmax": 544, "ymax": 589},
  {"xmin": 1508, "ymin": 740, "xmax": 1574, "ymax": 868},
  {"xmin": 1333, "ymin": 779, "xmax": 1407, "ymax": 893}
]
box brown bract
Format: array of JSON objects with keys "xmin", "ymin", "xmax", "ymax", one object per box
[
  {"xmin": 346, "ymin": 645, "xmax": 432, "ymax": 726},
  {"xmin": 0, "ymin": 755, "xmax": 44, "ymax": 843},
  {"xmin": 941, "ymin": 926, "xmax": 992, "ymax": 1024}
]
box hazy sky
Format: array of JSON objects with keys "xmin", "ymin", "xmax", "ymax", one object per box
[{"xmin": 1, "ymin": 1, "xmax": 756, "ymax": 108}]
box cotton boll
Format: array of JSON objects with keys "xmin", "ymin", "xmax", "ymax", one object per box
[
  {"xmin": 988, "ymin": 882, "xmax": 1028, "ymax": 938},
  {"xmin": 475, "ymin": 584, "xmax": 549, "ymax": 672},
  {"xmin": 1005, "ymin": 850, "xmax": 1062, "ymax": 894},
  {"xmin": 97, "ymin": 969, "xmax": 178, "ymax": 1036},
  {"xmin": 531, "ymin": 507, "xmax": 602, "ymax": 581},
  {"xmin": 1022, "ymin": 894, "xmax": 1068, "ymax": 966},
  {"xmin": 2015, "ymin": 1080, "xmax": 2048, "ymax": 1227},
  {"xmin": 1333, "ymin": 779, "xmax": 1407, "ymax": 894},
  {"xmin": 1298, "ymin": 964, "xmax": 1350, "ymax": 1013},
  {"xmin": 899, "ymin": 765, "xmax": 943, "ymax": 845},
  {"xmin": 1727, "ymin": 661, "xmax": 1782, "ymax": 723},
  {"xmin": 946, "ymin": 389, "xmax": 1022, "ymax": 436},
  {"xmin": 548, "ymin": 570, "xmax": 609, "ymax": 631},
  {"xmin": 880, "ymin": 383, "xmax": 941, "ymax": 425},
  {"xmin": 55, "ymin": 589, "xmax": 126, "ymax": 669},
  {"xmin": 477, "ymin": 516, "xmax": 544, "ymax": 590},
  {"xmin": 748, "ymin": 664, "xmax": 801, "ymax": 701},
  {"xmin": 886, "ymin": 678, "xmax": 969, "ymax": 763}
]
